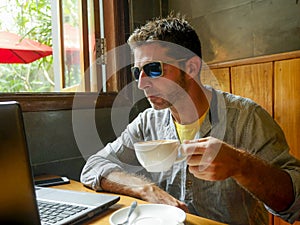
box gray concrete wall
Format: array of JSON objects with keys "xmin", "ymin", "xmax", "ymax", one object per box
[
  {"xmin": 168, "ymin": 0, "xmax": 300, "ymax": 62},
  {"xmin": 130, "ymin": 0, "xmax": 300, "ymax": 63}
]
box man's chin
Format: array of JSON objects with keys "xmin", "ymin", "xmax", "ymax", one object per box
[
  {"xmin": 148, "ymin": 99, "xmax": 171, "ymax": 110},
  {"xmin": 151, "ymin": 104, "xmax": 167, "ymax": 110}
]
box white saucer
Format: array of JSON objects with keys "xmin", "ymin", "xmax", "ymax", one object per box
[{"xmin": 109, "ymin": 204, "xmax": 186, "ymax": 225}]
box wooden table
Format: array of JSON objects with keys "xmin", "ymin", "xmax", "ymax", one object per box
[{"xmin": 52, "ymin": 179, "xmax": 227, "ymax": 225}]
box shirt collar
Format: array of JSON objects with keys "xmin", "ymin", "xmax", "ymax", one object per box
[{"xmin": 201, "ymin": 88, "xmax": 227, "ymax": 138}]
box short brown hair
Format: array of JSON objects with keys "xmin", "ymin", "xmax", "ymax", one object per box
[{"xmin": 127, "ymin": 13, "xmax": 202, "ymax": 59}]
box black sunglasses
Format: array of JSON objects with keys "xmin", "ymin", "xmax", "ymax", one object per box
[
  {"xmin": 131, "ymin": 59, "xmax": 186, "ymax": 81},
  {"xmin": 131, "ymin": 61, "xmax": 163, "ymax": 81}
]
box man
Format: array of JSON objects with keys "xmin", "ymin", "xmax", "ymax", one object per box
[{"xmin": 81, "ymin": 14, "xmax": 300, "ymax": 224}]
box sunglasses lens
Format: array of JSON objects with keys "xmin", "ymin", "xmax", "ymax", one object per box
[
  {"xmin": 131, "ymin": 67, "xmax": 140, "ymax": 80},
  {"xmin": 132, "ymin": 62, "xmax": 163, "ymax": 81},
  {"xmin": 143, "ymin": 62, "xmax": 162, "ymax": 78}
]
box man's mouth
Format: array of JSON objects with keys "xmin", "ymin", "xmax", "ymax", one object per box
[
  {"xmin": 147, "ymin": 95, "xmax": 168, "ymax": 105},
  {"xmin": 147, "ymin": 95, "xmax": 163, "ymax": 101}
]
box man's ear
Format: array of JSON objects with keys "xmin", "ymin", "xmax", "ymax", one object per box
[{"xmin": 185, "ymin": 56, "xmax": 202, "ymax": 79}]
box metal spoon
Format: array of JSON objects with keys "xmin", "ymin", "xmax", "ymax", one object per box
[{"xmin": 117, "ymin": 201, "xmax": 138, "ymax": 225}]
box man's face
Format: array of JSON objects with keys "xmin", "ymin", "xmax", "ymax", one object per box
[{"xmin": 133, "ymin": 43, "xmax": 188, "ymax": 110}]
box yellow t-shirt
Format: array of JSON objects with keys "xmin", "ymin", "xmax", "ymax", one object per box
[{"xmin": 174, "ymin": 109, "xmax": 208, "ymax": 143}]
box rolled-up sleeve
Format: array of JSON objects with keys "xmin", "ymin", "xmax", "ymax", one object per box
[
  {"xmin": 80, "ymin": 114, "xmax": 145, "ymax": 190},
  {"xmin": 247, "ymin": 106, "xmax": 300, "ymax": 223},
  {"xmin": 265, "ymin": 165, "xmax": 300, "ymax": 223},
  {"xmin": 80, "ymin": 143, "xmax": 124, "ymax": 191},
  {"xmin": 80, "ymin": 108, "xmax": 175, "ymax": 191}
]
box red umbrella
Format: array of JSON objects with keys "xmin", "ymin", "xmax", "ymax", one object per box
[{"xmin": 0, "ymin": 31, "xmax": 52, "ymax": 64}]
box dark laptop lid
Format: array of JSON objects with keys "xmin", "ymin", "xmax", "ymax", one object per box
[
  {"xmin": 0, "ymin": 101, "xmax": 41, "ymax": 224},
  {"xmin": 0, "ymin": 101, "xmax": 120, "ymax": 225}
]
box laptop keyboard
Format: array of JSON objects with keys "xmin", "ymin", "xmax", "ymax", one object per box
[{"xmin": 38, "ymin": 200, "xmax": 88, "ymax": 224}]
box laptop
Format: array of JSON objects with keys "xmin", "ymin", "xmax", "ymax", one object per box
[{"xmin": 0, "ymin": 101, "xmax": 120, "ymax": 225}]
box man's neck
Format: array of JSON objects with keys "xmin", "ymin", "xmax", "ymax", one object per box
[{"xmin": 171, "ymin": 84, "xmax": 211, "ymax": 125}]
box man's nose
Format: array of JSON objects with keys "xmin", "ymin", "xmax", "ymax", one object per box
[{"xmin": 137, "ymin": 71, "xmax": 151, "ymax": 90}]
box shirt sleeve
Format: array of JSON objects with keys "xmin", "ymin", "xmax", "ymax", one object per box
[
  {"xmin": 245, "ymin": 105, "xmax": 300, "ymax": 223},
  {"xmin": 80, "ymin": 113, "xmax": 146, "ymax": 190},
  {"xmin": 265, "ymin": 170, "xmax": 300, "ymax": 223}
]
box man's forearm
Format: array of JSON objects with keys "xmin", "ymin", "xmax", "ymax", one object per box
[
  {"xmin": 100, "ymin": 171, "xmax": 152, "ymax": 199},
  {"xmin": 233, "ymin": 150, "xmax": 295, "ymax": 212},
  {"xmin": 100, "ymin": 170, "xmax": 189, "ymax": 212}
]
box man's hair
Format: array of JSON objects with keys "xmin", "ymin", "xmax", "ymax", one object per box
[{"xmin": 127, "ymin": 13, "xmax": 202, "ymax": 59}]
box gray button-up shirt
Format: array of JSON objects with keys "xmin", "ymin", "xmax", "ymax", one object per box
[{"xmin": 81, "ymin": 89, "xmax": 300, "ymax": 225}]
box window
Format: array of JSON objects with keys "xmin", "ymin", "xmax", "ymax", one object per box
[
  {"xmin": 0, "ymin": 0, "xmax": 130, "ymax": 94},
  {"xmin": 0, "ymin": 0, "xmax": 130, "ymax": 111}
]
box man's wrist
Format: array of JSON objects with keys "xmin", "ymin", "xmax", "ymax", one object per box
[
  {"xmin": 230, "ymin": 147, "xmax": 252, "ymax": 180},
  {"xmin": 138, "ymin": 183, "xmax": 156, "ymax": 200}
]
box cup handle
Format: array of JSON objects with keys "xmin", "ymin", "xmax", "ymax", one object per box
[{"xmin": 175, "ymin": 145, "xmax": 187, "ymax": 163}]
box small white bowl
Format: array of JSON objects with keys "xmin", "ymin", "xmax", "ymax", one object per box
[{"xmin": 109, "ymin": 204, "xmax": 186, "ymax": 225}]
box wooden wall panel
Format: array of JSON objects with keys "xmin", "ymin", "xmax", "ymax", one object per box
[
  {"xmin": 231, "ymin": 62, "xmax": 273, "ymax": 115},
  {"xmin": 207, "ymin": 51, "xmax": 300, "ymax": 225},
  {"xmin": 274, "ymin": 58, "xmax": 300, "ymax": 160},
  {"xmin": 274, "ymin": 215, "xmax": 300, "ymax": 225},
  {"xmin": 201, "ymin": 67, "xmax": 230, "ymax": 92},
  {"xmin": 274, "ymin": 219, "xmax": 300, "ymax": 225},
  {"xmin": 274, "ymin": 58, "xmax": 300, "ymax": 224}
]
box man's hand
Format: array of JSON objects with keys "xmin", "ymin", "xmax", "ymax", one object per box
[
  {"xmin": 140, "ymin": 183, "xmax": 189, "ymax": 212},
  {"xmin": 182, "ymin": 137, "xmax": 241, "ymax": 180},
  {"xmin": 182, "ymin": 136, "xmax": 294, "ymax": 212}
]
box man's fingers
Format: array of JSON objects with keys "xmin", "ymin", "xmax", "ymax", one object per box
[
  {"xmin": 186, "ymin": 155, "xmax": 203, "ymax": 166},
  {"xmin": 182, "ymin": 137, "xmax": 209, "ymax": 144},
  {"xmin": 181, "ymin": 142, "xmax": 207, "ymax": 155}
]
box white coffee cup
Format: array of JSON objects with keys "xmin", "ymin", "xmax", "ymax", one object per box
[{"xmin": 134, "ymin": 140, "xmax": 186, "ymax": 172}]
